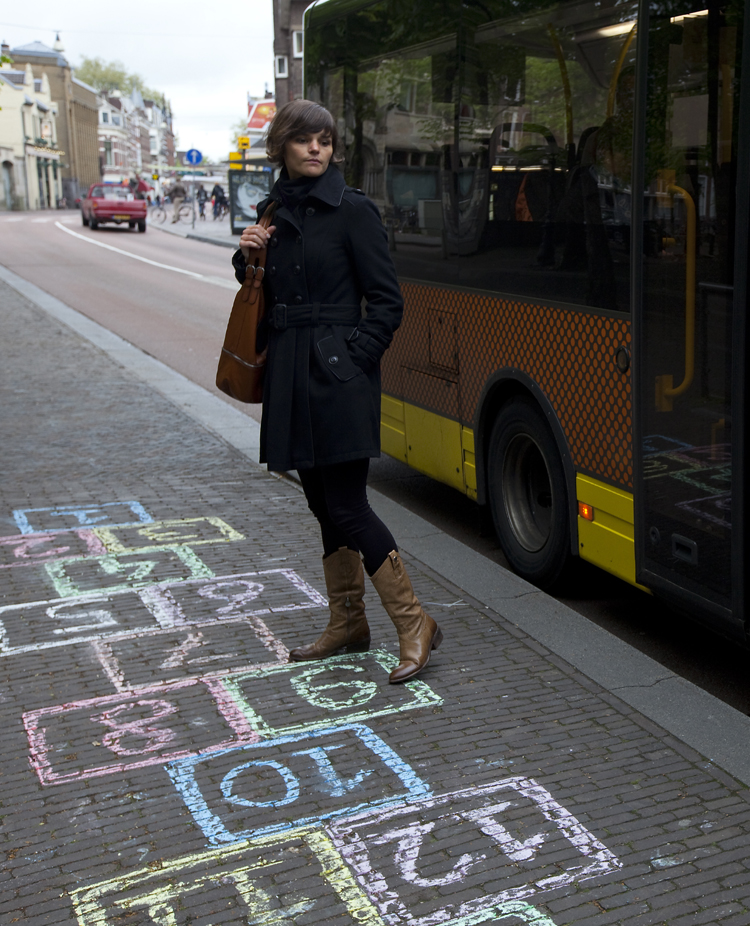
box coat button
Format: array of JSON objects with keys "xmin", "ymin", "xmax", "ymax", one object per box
[
  {"xmin": 294, "ymin": 295, "xmax": 303, "ymax": 304},
  {"xmin": 295, "ymin": 235, "xmax": 302, "ymax": 244},
  {"xmin": 269, "ymin": 266, "xmax": 276, "ymax": 275},
  {"xmin": 293, "ymin": 265, "xmax": 301, "ymax": 274},
  {"xmin": 270, "ymin": 237, "xmax": 278, "ymax": 247},
  {"xmin": 329, "ymin": 355, "xmax": 339, "ymax": 364},
  {"xmin": 306, "ymin": 207, "xmax": 315, "ymax": 216}
]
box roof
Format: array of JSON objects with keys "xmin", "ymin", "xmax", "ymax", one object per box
[
  {"xmin": 1, "ymin": 70, "xmax": 26, "ymax": 85},
  {"xmin": 71, "ymin": 75, "xmax": 99, "ymax": 94},
  {"xmin": 10, "ymin": 41, "xmax": 67, "ymax": 66},
  {"xmin": 0, "ymin": 73, "xmax": 20, "ymax": 90}
]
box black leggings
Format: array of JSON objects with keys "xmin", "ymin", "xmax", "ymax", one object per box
[{"xmin": 297, "ymin": 459, "xmax": 396, "ymax": 576}]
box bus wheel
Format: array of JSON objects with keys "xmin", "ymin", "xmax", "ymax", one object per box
[{"xmin": 488, "ymin": 397, "xmax": 571, "ymax": 590}]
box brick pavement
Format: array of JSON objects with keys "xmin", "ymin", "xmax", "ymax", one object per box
[{"xmin": 1, "ymin": 276, "xmax": 750, "ymax": 926}]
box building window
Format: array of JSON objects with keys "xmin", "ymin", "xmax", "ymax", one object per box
[
  {"xmin": 293, "ymin": 31, "xmax": 304, "ymax": 58},
  {"xmin": 112, "ymin": 115, "xmax": 121, "ymax": 126},
  {"xmin": 275, "ymin": 55, "xmax": 289, "ymax": 78},
  {"xmin": 104, "ymin": 140, "xmax": 113, "ymax": 166},
  {"xmin": 102, "ymin": 112, "xmax": 109, "ymax": 123}
]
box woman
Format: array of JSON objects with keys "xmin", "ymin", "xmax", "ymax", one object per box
[{"xmin": 234, "ymin": 99, "xmax": 442, "ymax": 684}]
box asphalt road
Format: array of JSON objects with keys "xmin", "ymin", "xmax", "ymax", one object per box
[{"xmin": 3, "ymin": 209, "xmax": 748, "ymax": 716}]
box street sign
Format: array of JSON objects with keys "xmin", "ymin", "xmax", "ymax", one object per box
[
  {"xmin": 229, "ymin": 152, "xmax": 242, "ymax": 160},
  {"xmin": 237, "ymin": 136, "xmax": 250, "ymax": 150},
  {"xmin": 184, "ymin": 148, "xmax": 203, "ymax": 166}
]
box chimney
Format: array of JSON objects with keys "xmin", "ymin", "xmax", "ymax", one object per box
[{"xmin": 53, "ymin": 32, "xmax": 65, "ymax": 53}]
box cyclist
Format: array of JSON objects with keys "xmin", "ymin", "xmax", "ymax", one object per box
[
  {"xmin": 196, "ymin": 184, "xmax": 208, "ymax": 220},
  {"xmin": 211, "ymin": 183, "xmax": 227, "ymax": 219}
]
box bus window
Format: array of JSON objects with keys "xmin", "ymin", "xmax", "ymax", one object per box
[
  {"xmin": 305, "ymin": 0, "xmax": 461, "ymax": 284},
  {"xmin": 458, "ymin": 0, "xmax": 637, "ymax": 311},
  {"xmin": 637, "ymin": 1, "xmax": 743, "ymax": 608}
]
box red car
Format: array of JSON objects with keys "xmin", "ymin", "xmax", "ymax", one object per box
[{"xmin": 81, "ymin": 184, "xmax": 147, "ymax": 232}]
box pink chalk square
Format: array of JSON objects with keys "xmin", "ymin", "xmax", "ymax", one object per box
[
  {"xmin": 0, "ymin": 530, "xmax": 106, "ymax": 568},
  {"xmin": 24, "ymin": 677, "xmax": 258, "ymax": 786}
]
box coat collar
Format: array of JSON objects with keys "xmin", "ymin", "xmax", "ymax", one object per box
[{"xmin": 270, "ymin": 165, "xmax": 345, "ymax": 209}]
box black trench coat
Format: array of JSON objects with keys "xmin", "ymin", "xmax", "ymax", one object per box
[{"xmin": 232, "ymin": 167, "xmax": 404, "ymax": 472}]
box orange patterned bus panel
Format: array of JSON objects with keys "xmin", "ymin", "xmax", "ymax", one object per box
[{"xmin": 381, "ymin": 282, "xmax": 633, "ymax": 489}]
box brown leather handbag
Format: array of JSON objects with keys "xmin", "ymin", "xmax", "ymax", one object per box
[{"xmin": 216, "ymin": 203, "xmax": 276, "ymax": 403}]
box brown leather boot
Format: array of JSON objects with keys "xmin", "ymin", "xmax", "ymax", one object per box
[
  {"xmin": 288, "ymin": 547, "xmax": 370, "ymax": 661},
  {"xmin": 370, "ymin": 550, "xmax": 443, "ymax": 683}
]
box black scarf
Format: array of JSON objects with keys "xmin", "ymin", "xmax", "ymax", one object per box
[{"xmin": 276, "ymin": 170, "xmax": 318, "ymax": 214}]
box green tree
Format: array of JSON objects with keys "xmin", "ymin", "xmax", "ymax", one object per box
[{"xmin": 76, "ymin": 56, "xmax": 160, "ymax": 100}]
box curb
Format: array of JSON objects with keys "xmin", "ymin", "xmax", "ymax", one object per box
[{"xmin": 151, "ymin": 220, "xmax": 238, "ymax": 249}]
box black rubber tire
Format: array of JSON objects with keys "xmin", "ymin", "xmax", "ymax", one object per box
[
  {"xmin": 487, "ymin": 396, "xmax": 571, "ymax": 590},
  {"xmin": 138, "ymin": 220, "xmax": 146, "ymax": 233},
  {"xmin": 82, "ymin": 213, "xmax": 89, "ymax": 227},
  {"xmin": 90, "ymin": 219, "xmax": 98, "ymax": 230}
]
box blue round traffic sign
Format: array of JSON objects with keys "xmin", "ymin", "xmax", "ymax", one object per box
[{"xmin": 185, "ymin": 148, "xmax": 203, "ymax": 166}]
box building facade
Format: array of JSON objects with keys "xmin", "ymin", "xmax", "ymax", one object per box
[
  {"xmin": 9, "ymin": 38, "xmax": 99, "ymax": 204},
  {"xmin": 0, "ymin": 61, "xmax": 64, "ymax": 210},
  {"xmin": 98, "ymin": 90, "xmax": 175, "ymax": 193},
  {"xmin": 273, "ymin": 0, "xmax": 307, "ymax": 105}
]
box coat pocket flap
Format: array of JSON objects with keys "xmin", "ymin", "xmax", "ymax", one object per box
[{"xmin": 316, "ymin": 333, "xmax": 362, "ymax": 382}]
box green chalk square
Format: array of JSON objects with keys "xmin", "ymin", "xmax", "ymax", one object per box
[
  {"xmin": 45, "ymin": 545, "xmax": 214, "ymax": 597},
  {"xmin": 222, "ymin": 649, "xmax": 443, "ymax": 738}
]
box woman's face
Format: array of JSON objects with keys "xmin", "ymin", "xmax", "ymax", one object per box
[{"xmin": 283, "ymin": 130, "xmax": 333, "ymax": 179}]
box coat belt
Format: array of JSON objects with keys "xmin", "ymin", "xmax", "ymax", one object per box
[{"xmin": 269, "ymin": 303, "xmax": 361, "ymax": 330}]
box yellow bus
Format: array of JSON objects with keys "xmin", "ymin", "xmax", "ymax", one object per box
[{"xmin": 304, "ymin": 0, "xmax": 747, "ymax": 639}]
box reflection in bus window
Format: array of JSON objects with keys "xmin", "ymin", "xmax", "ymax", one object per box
[
  {"xmin": 308, "ymin": 0, "xmax": 639, "ymax": 309},
  {"xmin": 458, "ymin": 0, "xmax": 637, "ymax": 309}
]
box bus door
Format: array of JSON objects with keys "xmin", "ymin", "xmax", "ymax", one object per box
[{"xmin": 634, "ymin": 0, "xmax": 748, "ymax": 631}]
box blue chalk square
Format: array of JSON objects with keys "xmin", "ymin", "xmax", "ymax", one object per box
[
  {"xmin": 166, "ymin": 722, "xmax": 431, "ymax": 845},
  {"xmin": 13, "ymin": 501, "xmax": 153, "ymax": 535}
]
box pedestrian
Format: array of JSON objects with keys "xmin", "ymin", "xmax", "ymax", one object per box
[
  {"xmin": 170, "ymin": 177, "xmax": 187, "ymax": 222},
  {"xmin": 234, "ymin": 99, "xmax": 443, "ymax": 683}
]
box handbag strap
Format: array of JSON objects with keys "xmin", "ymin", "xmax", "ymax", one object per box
[{"xmin": 244, "ymin": 202, "xmax": 277, "ymax": 302}]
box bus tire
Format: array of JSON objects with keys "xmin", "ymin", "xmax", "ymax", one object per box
[{"xmin": 487, "ymin": 396, "xmax": 571, "ymax": 590}]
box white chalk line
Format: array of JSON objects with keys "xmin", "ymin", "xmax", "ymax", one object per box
[{"xmin": 54, "ymin": 222, "xmax": 236, "ymax": 289}]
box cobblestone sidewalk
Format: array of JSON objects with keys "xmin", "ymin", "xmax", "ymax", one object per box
[{"xmin": 1, "ymin": 277, "xmax": 749, "ymax": 926}]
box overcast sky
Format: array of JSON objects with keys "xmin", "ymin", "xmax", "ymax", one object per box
[{"xmin": 1, "ymin": 1, "xmax": 275, "ymax": 161}]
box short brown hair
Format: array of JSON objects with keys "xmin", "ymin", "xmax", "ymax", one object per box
[{"xmin": 266, "ymin": 99, "xmax": 342, "ymax": 167}]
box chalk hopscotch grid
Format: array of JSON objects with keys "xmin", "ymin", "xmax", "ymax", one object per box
[
  {"xmin": 0, "ymin": 517, "xmax": 245, "ymax": 570},
  {"xmin": 0, "ymin": 529, "xmax": 108, "ymax": 569},
  {"xmin": 45, "ymin": 544, "xmax": 216, "ymax": 598},
  {"xmin": 13, "ymin": 500, "xmax": 154, "ymax": 534},
  {"xmin": 90, "ymin": 615, "xmax": 289, "ymax": 693},
  {"xmin": 222, "ymin": 650, "xmax": 443, "ymax": 739},
  {"xmin": 93, "ymin": 516, "xmax": 245, "ymax": 554},
  {"xmin": 3, "ymin": 499, "xmax": 613, "ymax": 925},
  {"xmin": 166, "ymin": 723, "xmax": 433, "ymax": 846},
  {"xmin": 69, "ymin": 826, "xmax": 384, "ymax": 926},
  {"xmin": 0, "ymin": 569, "xmax": 327, "ymax": 656},
  {"xmin": 23, "ymin": 675, "xmax": 261, "ymax": 786},
  {"xmin": 327, "ymin": 777, "xmax": 622, "ymax": 926}
]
